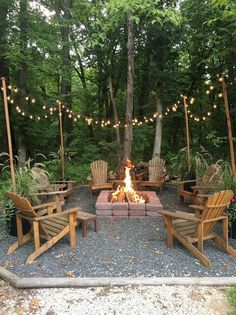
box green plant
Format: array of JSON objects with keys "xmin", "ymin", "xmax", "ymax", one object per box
[
  {"xmin": 219, "ymin": 162, "xmax": 236, "ymax": 228},
  {"xmin": 0, "ymin": 157, "xmax": 39, "ymax": 232},
  {"xmin": 169, "ymin": 147, "xmax": 212, "ymax": 180},
  {"xmin": 227, "ymin": 201, "xmax": 236, "ymax": 228},
  {"xmin": 227, "ymin": 286, "xmax": 236, "ymax": 314},
  {"xmin": 219, "ymin": 162, "xmax": 236, "ymax": 194}
]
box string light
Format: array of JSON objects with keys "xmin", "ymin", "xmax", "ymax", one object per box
[{"xmin": 3, "ymin": 74, "xmax": 225, "ymax": 126}]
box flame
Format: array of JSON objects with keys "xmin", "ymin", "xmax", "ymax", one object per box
[{"xmin": 112, "ymin": 160, "xmax": 145, "ymax": 203}]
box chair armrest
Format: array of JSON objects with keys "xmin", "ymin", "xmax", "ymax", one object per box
[
  {"xmin": 33, "ymin": 202, "xmax": 57, "ymax": 210},
  {"xmin": 50, "ymin": 180, "xmax": 75, "ymax": 184},
  {"xmin": 191, "ymin": 185, "xmax": 217, "ymax": 190},
  {"xmin": 159, "ymin": 210, "xmax": 200, "ymax": 221},
  {"xmin": 33, "ymin": 190, "xmax": 69, "ymax": 196},
  {"xmin": 195, "ymin": 194, "xmax": 213, "ymax": 198},
  {"xmin": 35, "ymin": 207, "xmax": 81, "ymax": 221},
  {"xmin": 178, "ymin": 179, "xmax": 196, "ymax": 185},
  {"xmin": 188, "ymin": 205, "xmax": 204, "ymax": 211}
]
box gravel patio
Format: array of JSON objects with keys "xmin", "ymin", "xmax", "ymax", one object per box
[{"xmin": 0, "ymin": 184, "xmax": 236, "ymax": 278}]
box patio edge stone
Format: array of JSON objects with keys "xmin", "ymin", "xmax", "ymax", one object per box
[
  {"xmin": 0, "ymin": 266, "xmax": 19, "ymax": 287},
  {"xmin": 1, "ymin": 266, "xmax": 236, "ymax": 288}
]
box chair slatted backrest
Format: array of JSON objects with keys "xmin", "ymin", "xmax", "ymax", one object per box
[
  {"xmin": 193, "ymin": 190, "xmax": 233, "ymax": 238},
  {"xmin": 90, "ymin": 160, "xmax": 108, "ymax": 185},
  {"xmin": 32, "ymin": 167, "xmax": 50, "ymax": 188},
  {"xmin": 200, "ymin": 164, "xmax": 221, "ymax": 186},
  {"xmin": 148, "ymin": 157, "xmax": 166, "ymax": 181},
  {"xmin": 7, "ymin": 192, "xmax": 48, "ymax": 236}
]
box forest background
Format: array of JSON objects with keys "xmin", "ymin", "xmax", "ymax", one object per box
[{"xmin": 0, "ymin": 0, "xmax": 236, "ymax": 183}]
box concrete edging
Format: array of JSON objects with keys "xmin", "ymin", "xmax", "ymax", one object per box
[{"xmin": 1, "ymin": 266, "xmax": 236, "ymax": 288}]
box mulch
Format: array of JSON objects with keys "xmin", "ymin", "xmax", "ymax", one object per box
[{"xmin": 0, "ymin": 184, "xmax": 236, "ymax": 278}]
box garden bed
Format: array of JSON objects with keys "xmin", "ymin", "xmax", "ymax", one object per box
[{"xmin": 0, "ymin": 184, "xmax": 236, "ymax": 278}]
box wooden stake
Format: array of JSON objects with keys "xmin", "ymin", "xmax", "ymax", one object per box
[
  {"xmin": 221, "ymin": 75, "xmax": 236, "ymax": 177},
  {"xmin": 1, "ymin": 77, "xmax": 16, "ymax": 191},
  {"xmin": 183, "ymin": 96, "xmax": 191, "ymax": 172},
  {"xmin": 58, "ymin": 101, "xmax": 65, "ymax": 179}
]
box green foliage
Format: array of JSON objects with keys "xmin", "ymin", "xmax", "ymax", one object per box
[
  {"xmin": 0, "ymin": 158, "xmax": 38, "ymax": 231},
  {"xmin": 227, "ymin": 201, "xmax": 236, "ymax": 227},
  {"xmin": 64, "ymin": 162, "xmax": 90, "ymax": 184},
  {"xmin": 219, "ymin": 162, "xmax": 236, "ymax": 194},
  {"xmin": 169, "ymin": 147, "xmax": 212, "ymax": 180},
  {"xmin": 227, "ymin": 286, "xmax": 236, "ymax": 314},
  {"xmin": 0, "ymin": 0, "xmax": 235, "ymax": 186},
  {"xmin": 132, "ymin": 125, "xmax": 154, "ymax": 163}
]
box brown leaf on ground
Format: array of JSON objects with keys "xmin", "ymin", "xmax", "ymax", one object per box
[
  {"xmin": 29, "ymin": 297, "xmax": 41, "ymax": 313},
  {"xmin": 66, "ymin": 270, "xmax": 74, "ymax": 277},
  {"xmin": 16, "ymin": 306, "xmax": 27, "ymax": 315}
]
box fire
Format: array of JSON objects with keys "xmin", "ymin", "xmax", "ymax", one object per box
[{"xmin": 112, "ymin": 159, "xmax": 145, "ymax": 203}]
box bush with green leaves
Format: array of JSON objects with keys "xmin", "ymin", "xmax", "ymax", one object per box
[
  {"xmin": 219, "ymin": 162, "xmax": 236, "ymax": 194},
  {"xmin": 0, "ymin": 158, "xmax": 38, "ymax": 231},
  {"xmin": 169, "ymin": 147, "xmax": 213, "ymax": 180}
]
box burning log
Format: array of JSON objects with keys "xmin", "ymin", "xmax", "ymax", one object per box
[
  {"xmin": 111, "ymin": 186, "xmax": 126, "ymax": 202},
  {"xmin": 111, "ymin": 159, "xmax": 145, "ymax": 204}
]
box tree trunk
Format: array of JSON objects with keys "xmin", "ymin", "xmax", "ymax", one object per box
[
  {"xmin": 152, "ymin": 95, "xmax": 162, "ymax": 157},
  {"xmin": 59, "ymin": 0, "xmax": 73, "ymax": 144},
  {"xmin": 108, "ymin": 75, "xmax": 122, "ymax": 165},
  {"xmin": 0, "ymin": 0, "xmax": 12, "ymax": 153},
  {"xmin": 123, "ymin": 10, "xmax": 134, "ymax": 162},
  {"xmin": 18, "ymin": 0, "xmax": 29, "ymax": 165}
]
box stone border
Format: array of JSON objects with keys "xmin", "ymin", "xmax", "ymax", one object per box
[{"xmin": 1, "ymin": 266, "xmax": 236, "ymax": 289}]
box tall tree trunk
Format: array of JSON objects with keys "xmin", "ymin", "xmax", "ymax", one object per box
[
  {"xmin": 138, "ymin": 27, "xmax": 151, "ymax": 117},
  {"xmin": 108, "ymin": 75, "xmax": 122, "ymax": 165},
  {"xmin": 152, "ymin": 95, "xmax": 162, "ymax": 157},
  {"xmin": 123, "ymin": 10, "xmax": 134, "ymax": 162},
  {"xmin": 60, "ymin": 0, "xmax": 73, "ymax": 144},
  {"xmin": 18, "ymin": 0, "xmax": 29, "ymax": 166},
  {"xmin": 0, "ymin": 0, "xmax": 13, "ymax": 153}
]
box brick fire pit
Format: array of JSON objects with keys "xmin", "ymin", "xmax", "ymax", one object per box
[{"xmin": 96, "ymin": 190, "xmax": 163, "ymax": 218}]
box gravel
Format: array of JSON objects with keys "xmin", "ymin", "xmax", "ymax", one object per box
[
  {"xmin": 0, "ymin": 280, "xmax": 233, "ymax": 315},
  {"xmin": 0, "ymin": 184, "xmax": 236, "ymax": 277}
]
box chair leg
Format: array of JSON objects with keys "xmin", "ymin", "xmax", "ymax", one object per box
[
  {"xmin": 33, "ymin": 221, "xmax": 40, "ymax": 250},
  {"xmin": 69, "ymin": 213, "xmax": 76, "ymax": 247},
  {"xmin": 26, "ymin": 226, "xmax": 70, "ymax": 264},
  {"xmin": 94, "ymin": 219, "xmax": 98, "ymax": 232},
  {"xmin": 174, "ymin": 231, "xmax": 212, "ymax": 269},
  {"xmin": 213, "ymin": 236, "xmax": 236, "ymax": 258},
  {"xmin": 213, "ymin": 219, "xmax": 236, "ymax": 259},
  {"xmin": 16, "ymin": 216, "xmax": 23, "ymax": 246},
  {"xmin": 165, "ymin": 217, "xmax": 173, "ymax": 248},
  {"xmin": 7, "ymin": 233, "xmax": 32, "ymax": 255},
  {"xmin": 82, "ymin": 223, "xmax": 87, "ymax": 237},
  {"xmin": 197, "ymin": 222, "xmax": 204, "ymax": 252}
]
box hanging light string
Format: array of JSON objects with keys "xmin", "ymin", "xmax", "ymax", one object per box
[
  {"xmin": 184, "ymin": 76, "xmax": 225, "ymax": 122},
  {"xmin": 2, "ymin": 75, "xmax": 225, "ymax": 126}
]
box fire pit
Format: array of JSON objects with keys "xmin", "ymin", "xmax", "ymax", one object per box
[{"xmin": 95, "ymin": 159, "xmax": 163, "ymax": 218}]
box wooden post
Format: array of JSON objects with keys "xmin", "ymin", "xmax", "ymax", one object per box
[
  {"xmin": 221, "ymin": 75, "xmax": 236, "ymax": 177},
  {"xmin": 183, "ymin": 95, "xmax": 191, "ymax": 172},
  {"xmin": 58, "ymin": 101, "xmax": 65, "ymax": 179},
  {"xmin": 1, "ymin": 77, "xmax": 16, "ymax": 191}
]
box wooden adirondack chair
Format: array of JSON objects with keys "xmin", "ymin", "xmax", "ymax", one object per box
[
  {"xmin": 88, "ymin": 160, "xmax": 112, "ymax": 195},
  {"xmin": 32, "ymin": 167, "xmax": 74, "ymax": 197},
  {"xmin": 140, "ymin": 157, "xmax": 167, "ymax": 194},
  {"xmin": 178, "ymin": 164, "xmax": 221, "ymax": 203},
  {"xmin": 160, "ymin": 190, "xmax": 236, "ymax": 269},
  {"xmin": 7, "ymin": 192, "xmax": 81, "ymax": 264}
]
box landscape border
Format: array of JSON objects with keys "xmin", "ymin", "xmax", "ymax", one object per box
[{"xmin": 1, "ymin": 266, "xmax": 236, "ymax": 289}]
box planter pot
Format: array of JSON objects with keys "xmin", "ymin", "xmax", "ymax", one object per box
[
  {"xmin": 183, "ymin": 172, "xmax": 196, "ymax": 192},
  {"xmin": 7, "ymin": 213, "xmax": 31, "ymax": 237},
  {"xmin": 228, "ymin": 220, "xmax": 236, "ymax": 239}
]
